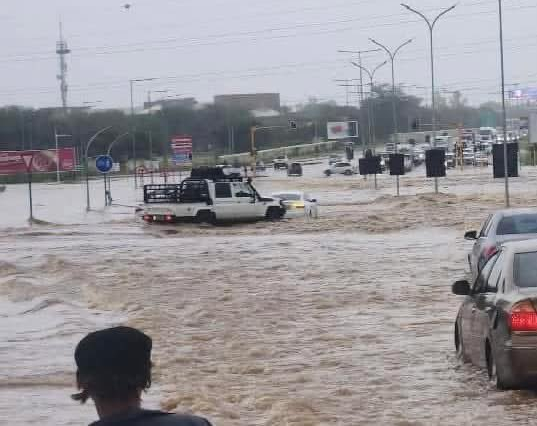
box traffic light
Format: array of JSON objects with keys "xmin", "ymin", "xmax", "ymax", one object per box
[{"xmin": 289, "ymin": 120, "xmax": 297, "ymax": 129}]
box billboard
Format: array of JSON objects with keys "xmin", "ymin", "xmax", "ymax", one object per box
[
  {"xmin": 327, "ymin": 121, "xmax": 359, "ymax": 140},
  {"xmin": 170, "ymin": 135, "xmax": 193, "ymax": 165},
  {"xmin": 0, "ymin": 148, "xmax": 76, "ymax": 174}
]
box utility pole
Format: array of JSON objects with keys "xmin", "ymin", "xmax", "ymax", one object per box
[
  {"xmin": 498, "ymin": 0, "xmax": 510, "ymax": 207},
  {"xmin": 401, "ymin": 2, "xmax": 457, "ymax": 194},
  {"xmin": 351, "ymin": 60, "xmax": 388, "ymax": 151},
  {"xmin": 56, "ymin": 21, "xmax": 71, "ymax": 113},
  {"xmin": 369, "ymin": 38, "xmax": 413, "ymax": 196},
  {"xmin": 338, "ymin": 49, "xmax": 382, "ymax": 152},
  {"xmin": 129, "ymin": 77, "xmax": 157, "ymax": 188}
]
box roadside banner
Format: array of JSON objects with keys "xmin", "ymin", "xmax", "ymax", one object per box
[
  {"xmin": 327, "ymin": 121, "xmax": 359, "ymax": 140},
  {"xmin": 0, "ymin": 148, "xmax": 76, "ymax": 174},
  {"xmin": 170, "ymin": 135, "xmax": 193, "ymax": 165}
]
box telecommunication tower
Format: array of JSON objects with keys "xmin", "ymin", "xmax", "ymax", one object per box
[{"xmin": 56, "ymin": 21, "xmax": 71, "ymax": 111}]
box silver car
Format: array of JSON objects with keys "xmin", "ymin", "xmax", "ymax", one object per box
[
  {"xmin": 465, "ymin": 209, "xmax": 537, "ymax": 278},
  {"xmin": 453, "ymin": 240, "xmax": 537, "ymax": 389}
]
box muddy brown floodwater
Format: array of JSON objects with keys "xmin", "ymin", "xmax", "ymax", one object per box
[{"xmin": 3, "ymin": 167, "xmax": 537, "ymax": 425}]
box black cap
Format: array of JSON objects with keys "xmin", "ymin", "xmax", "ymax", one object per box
[{"xmin": 75, "ymin": 326, "xmax": 152, "ymax": 376}]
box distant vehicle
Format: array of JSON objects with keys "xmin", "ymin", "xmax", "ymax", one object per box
[
  {"xmin": 475, "ymin": 152, "xmax": 489, "ymax": 167},
  {"xmin": 324, "ymin": 161, "xmax": 356, "ymax": 176},
  {"xmin": 287, "ymin": 162, "xmax": 303, "ymax": 177},
  {"xmin": 445, "ymin": 152, "xmax": 455, "ymax": 169},
  {"xmin": 328, "ymin": 155, "xmax": 343, "ymax": 165},
  {"xmin": 479, "ymin": 127, "xmax": 497, "ymax": 145},
  {"xmin": 452, "ymin": 239, "xmax": 537, "ymax": 389},
  {"xmin": 465, "ymin": 209, "xmax": 537, "ymax": 278},
  {"xmin": 434, "ymin": 136, "xmax": 453, "ymax": 151},
  {"xmin": 413, "ymin": 148, "xmax": 425, "ymax": 165},
  {"xmin": 256, "ymin": 160, "xmax": 266, "ymax": 172},
  {"xmin": 462, "ymin": 130, "xmax": 475, "ymax": 147},
  {"xmin": 271, "ymin": 191, "xmax": 319, "ymax": 218},
  {"xmin": 273, "ymin": 156, "xmax": 289, "ymax": 170},
  {"xmin": 141, "ymin": 167, "xmax": 285, "ymax": 224},
  {"xmin": 463, "ymin": 148, "xmax": 475, "ymax": 165}
]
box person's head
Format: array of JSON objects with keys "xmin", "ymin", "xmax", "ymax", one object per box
[{"xmin": 72, "ymin": 326, "xmax": 152, "ymax": 406}]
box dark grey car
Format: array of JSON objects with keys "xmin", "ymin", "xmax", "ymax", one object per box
[
  {"xmin": 453, "ymin": 240, "xmax": 537, "ymax": 389},
  {"xmin": 465, "ymin": 209, "xmax": 537, "ymax": 278}
]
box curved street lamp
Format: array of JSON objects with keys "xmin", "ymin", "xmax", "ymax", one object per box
[
  {"xmin": 401, "ymin": 3, "xmax": 457, "ymax": 193},
  {"xmin": 351, "ymin": 60, "xmax": 388, "ymax": 148}
]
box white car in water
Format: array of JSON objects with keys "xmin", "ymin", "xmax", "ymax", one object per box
[{"xmin": 272, "ymin": 191, "xmax": 319, "ymax": 218}]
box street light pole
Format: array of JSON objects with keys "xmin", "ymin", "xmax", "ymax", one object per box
[
  {"xmin": 85, "ymin": 126, "xmax": 113, "ymax": 211},
  {"xmin": 401, "ymin": 3, "xmax": 457, "ymax": 194},
  {"xmin": 351, "ymin": 60, "xmax": 388, "ymax": 151},
  {"xmin": 338, "ymin": 49, "xmax": 382, "ymax": 151},
  {"xmin": 129, "ymin": 77, "xmax": 157, "ymax": 189},
  {"xmin": 498, "ymin": 0, "xmax": 510, "ymax": 207},
  {"xmin": 369, "ymin": 38, "xmax": 413, "ymax": 196}
]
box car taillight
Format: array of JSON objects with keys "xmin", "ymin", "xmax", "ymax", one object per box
[
  {"xmin": 143, "ymin": 215, "xmax": 152, "ymax": 222},
  {"xmin": 509, "ymin": 300, "xmax": 537, "ymax": 332},
  {"xmin": 165, "ymin": 215, "xmax": 173, "ymax": 222}
]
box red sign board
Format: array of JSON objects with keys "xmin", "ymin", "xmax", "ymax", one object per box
[{"xmin": 0, "ymin": 148, "xmax": 76, "ymax": 174}]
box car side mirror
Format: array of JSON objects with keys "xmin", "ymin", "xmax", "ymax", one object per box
[
  {"xmin": 452, "ymin": 280, "xmax": 471, "ymax": 296},
  {"xmin": 464, "ymin": 230, "xmax": 477, "ymax": 240}
]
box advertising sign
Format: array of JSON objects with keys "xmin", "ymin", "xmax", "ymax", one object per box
[
  {"xmin": 0, "ymin": 148, "xmax": 76, "ymax": 174},
  {"xmin": 170, "ymin": 135, "xmax": 193, "ymax": 165},
  {"xmin": 327, "ymin": 121, "xmax": 359, "ymax": 140}
]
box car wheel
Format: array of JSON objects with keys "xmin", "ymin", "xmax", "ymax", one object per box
[
  {"xmin": 196, "ymin": 210, "xmax": 216, "ymax": 225},
  {"xmin": 486, "ymin": 340, "xmax": 517, "ymax": 390},
  {"xmin": 266, "ymin": 207, "xmax": 282, "ymax": 221}
]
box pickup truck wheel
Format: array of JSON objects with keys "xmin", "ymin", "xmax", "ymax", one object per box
[
  {"xmin": 266, "ymin": 207, "xmax": 282, "ymax": 221},
  {"xmin": 196, "ymin": 210, "xmax": 216, "ymax": 225}
]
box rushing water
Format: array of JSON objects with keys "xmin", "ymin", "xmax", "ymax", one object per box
[{"xmin": 3, "ymin": 165, "xmax": 537, "ymax": 425}]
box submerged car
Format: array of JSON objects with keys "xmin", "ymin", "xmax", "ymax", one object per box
[
  {"xmin": 272, "ymin": 191, "xmax": 318, "ymax": 218},
  {"xmin": 465, "ymin": 209, "xmax": 537, "ymax": 278},
  {"xmin": 273, "ymin": 156, "xmax": 289, "ymax": 170},
  {"xmin": 324, "ymin": 161, "xmax": 356, "ymax": 176},
  {"xmin": 453, "ymin": 240, "xmax": 537, "ymax": 389},
  {"xmin": 287, "ymin": 162, "xmax": 303, "ymax": 177}
]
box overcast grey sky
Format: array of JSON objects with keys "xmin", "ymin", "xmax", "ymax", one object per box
[{"xmin": 0, "ymin": 0, "xmax": 535, "ymax": 109}]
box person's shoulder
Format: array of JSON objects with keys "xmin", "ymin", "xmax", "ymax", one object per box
[{"xmin": 154, "ymin": 413, "xmax": 213, "ymax": 426}]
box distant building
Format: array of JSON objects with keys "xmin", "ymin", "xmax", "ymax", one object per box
[
  {"xmin": 214, "ymin": 93, "xmax": 280, "ymax": 112},
  {"xmin": 143, "ymin": 97, "xmax": 197, "ymax": 111}
]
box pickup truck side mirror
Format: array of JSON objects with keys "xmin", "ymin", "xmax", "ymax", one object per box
[
  {"xmin": 452, "ymin": 280, "xmax": 471, "ymax": 296},
  {"xmin": 464, "ymin": 230, "xmax": 477, "ymax": 240}
]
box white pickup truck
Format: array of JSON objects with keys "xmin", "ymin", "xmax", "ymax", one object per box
[{"xmin": 141, "ymin": 168, "xmax": 285, "ymax": 224}]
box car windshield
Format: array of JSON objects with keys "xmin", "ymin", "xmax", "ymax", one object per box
[
  {"xmin": 273, "ymin": 193, "xmax": 301, "ymax": 201},
  {"xmin": 514, "ymin": 252, "xmax": 537, "ymax": 287},
  {"xmin": 496, "ymin": 214, "xmax": 537, "ymax": 235}
]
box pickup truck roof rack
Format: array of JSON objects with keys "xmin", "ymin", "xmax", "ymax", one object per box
[{"xmin": 190, "ymin": 166, "xmax": 243, "ymax": 182}]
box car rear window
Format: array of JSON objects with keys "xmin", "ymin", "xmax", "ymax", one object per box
[
  {"xmin": 514, "ymin": 252, "xmax": 537, "ymax": 287},
  {"xmin": 497, "ymin": 214, "xmax": 537, "ymax": 235}
]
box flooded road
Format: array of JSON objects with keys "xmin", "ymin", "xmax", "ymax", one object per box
[{"xmin": 3, "ymin": 165, "xmax": 537, "ymax": 425}]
